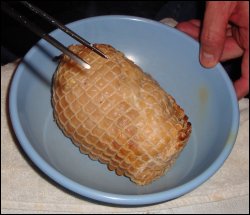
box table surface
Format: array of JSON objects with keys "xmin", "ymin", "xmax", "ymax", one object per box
[{"xmin": 1, "ymin": 61, "xmax": 249, "ymax": 214}]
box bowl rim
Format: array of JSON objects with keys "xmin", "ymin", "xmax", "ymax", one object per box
[{"xmin": 9, "ymin": 15, "xmax": 240, "ymax": 205}]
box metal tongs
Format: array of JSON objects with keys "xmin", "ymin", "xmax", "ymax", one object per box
[{"xmin": 1, "ymin": 1, "xmax": 108, "ymax": 69}]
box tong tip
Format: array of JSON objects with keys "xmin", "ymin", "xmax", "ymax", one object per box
[{"xmin": 91, "ymin": 45, "xmax": 109, "ymax": 59}]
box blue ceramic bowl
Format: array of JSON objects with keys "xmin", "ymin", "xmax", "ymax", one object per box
[{"xmin": 9, "ymin": 15, "xmax": 239, "ymax": 205}]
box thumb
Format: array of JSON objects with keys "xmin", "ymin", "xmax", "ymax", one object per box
[{"xmin": 200, "ymin": 2, "xmax": 236, "ymax": 68}]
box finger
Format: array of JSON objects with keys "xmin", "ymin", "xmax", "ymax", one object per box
[
  {"xmin": 189, "ymin": 19, "xmax": 201, "ymax": 27},
  {"xmin": 220, "ymin": 37, "xmax": 244, "ymax": 61},
  {"xmin": 200, "ymin": 2, "xmax": 236, "ymax": 68},
  {"xmin": 226, "ymin": 27, "xmax": 233, "ymax": 37},
  {"xmin": 234, "ymin": 50, "xmax": 249, "ymax": 99},
  {"xmin": 176, "ymin": 20, "xmax": 201, "ymax": 41}
]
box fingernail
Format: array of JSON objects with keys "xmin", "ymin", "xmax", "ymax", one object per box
[{"xmin": 200, "ymin": 52, "xmax": 216, "ymax": 68}]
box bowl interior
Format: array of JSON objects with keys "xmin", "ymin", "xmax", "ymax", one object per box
[{"xmin": 12, "ymin": 16, "xmax": 238, "ymax": 196}]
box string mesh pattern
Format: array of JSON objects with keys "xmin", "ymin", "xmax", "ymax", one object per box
[{"xmin": 52, "ymin": 44, "xmax": 191, "ymax": 185}]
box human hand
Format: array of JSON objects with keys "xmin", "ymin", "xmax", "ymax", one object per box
[{"xmin": 176, "ymin": 1, "xmax": 249, "ymax": 99}]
